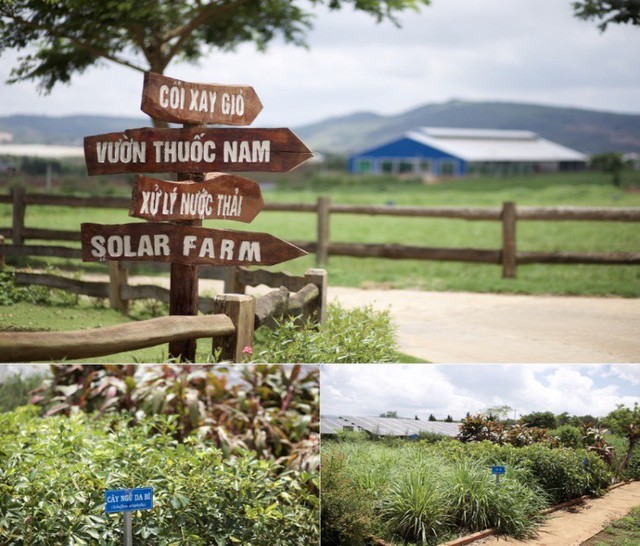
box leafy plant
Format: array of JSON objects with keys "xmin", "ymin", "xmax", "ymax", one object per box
[
  {"xmin": 254, "ymin": 304, "xmax": 398, "ymax": 363},
  {"xmin": 32, "ymin": 364, "xmax": 319, "ymax": 471},
  {"xmin": 0, "ymin": 372, "xmax": 45, "ymax": 412},
  {"xmin": 0, "ymin": 407, "xmax": 318, "ymax": 545}
]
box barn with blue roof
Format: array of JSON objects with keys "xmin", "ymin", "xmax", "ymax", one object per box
[{"xmin": 348, "ymin": 127, "xmax": 587, "ymax": 177}]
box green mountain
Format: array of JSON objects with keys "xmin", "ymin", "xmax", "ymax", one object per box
[
  {"xmin": 295, "ymin": 100, "xmax": 640, "ymax": 155},
  {"xmin": 2, "ymin": 100, "xmax": 640, "ymax": 156},
  {"xmin": 0, "ymin": 114, "xmax": 148, "ymax": 145}
]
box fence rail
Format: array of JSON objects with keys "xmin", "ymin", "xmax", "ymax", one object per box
[
  {"xmin": 1, "ymin": 267, "xmax": 327, "ymax": 362},
  {"xmin": 1, "ymin": 189, "xmax": 640, "ymax": 278}
]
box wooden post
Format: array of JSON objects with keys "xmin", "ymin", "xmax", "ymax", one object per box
[
  {"xmin": 501, "ymin": 201, "xmax": 517, "ymax": 278},
  {"xmin": 0, "ymin": 235, "xmax": 4, "ymax": 269},
  {"xmin": 212, "ymin": 294, "xmax": 255, "ymax": 362},
  {"xmin": 108, "ymin": 261, "xmax": 129, "ymax": 315},
  {"xmin": 304, "ymin": 268, "xmax": 328, "ymax": 325},
  {"xmin": 316, "ymin": 196, "xmax": 331, "ymax": 266},
  {"xmin": 11, "ymin": 187, "xmax": 26, "ymax": 246},
  {"xmin": 224, "ymin": 266, "xmax": 246, "ymax": 294},
  {"xmin": 168, "ymin": 123, "xmax": 204, "ymax": 362}
]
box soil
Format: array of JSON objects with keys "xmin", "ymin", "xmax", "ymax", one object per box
[{"xmin": 471, "ymin": 481, "xmax": 640, "ymax": 546}]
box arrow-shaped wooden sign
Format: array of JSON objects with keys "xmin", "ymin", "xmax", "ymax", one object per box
[
  {"xmin": 84, "ymin": 127, "xmax": 312, "ymax": 175},
  {"xmin": 81, "ymin": 222, "xmax": 306, "ymax": 266},
  {"xmin": 141, "ymin": 72, "xmax": 263, "ymax": 125},
  {"xmin": 129, "ymin": 173, "xmax": 264, "ymax": 223}
]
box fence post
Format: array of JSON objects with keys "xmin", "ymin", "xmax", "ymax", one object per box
[
  {"xmin": 212, "ymin": 294, "xmax": 255, "ymax": 362},
  {"xmin": 0, "ymin": 235, "xmax": 5, "ymax": 269},
  {"xmin": 304, "ymin": 268, "xmax": 328, "ymax": 325},
  {"xmin": 224, "ymin": 266, "xmax": 246, "ymax": 294},
  {"xmin": 108, "ymin": 261, "xmax": 129, "ymax": 315},
  {"xmin": 501, "ymin": 201, "xmax": 517, "ymax": 278},
  {"xmin": 316, "ymin": 196, "xmax": 331, "ymax": 266},
  {"xmin": 11, "ymin": 187, "xmax": 26, "ymax": 246}
]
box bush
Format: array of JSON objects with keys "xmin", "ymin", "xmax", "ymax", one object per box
[
  {"xmin": 320, "ymin": 452, "xmax": 375, "ymax": 546},
  {"xmin": 554, "ymin": 425, "xmax": 584, "ymax": 448},
  {"xmin": 32, "ymin": 364, "xmax": 319, "ymax": 470},
  {"xmin": 255, "ymin": 304, "xmax": 398, "ymax": 363},
  {"xmin": 0, "ymin": 407, "xmax": 318, "ymax": 545},
  {"xmin": 0, "ymin": 372, "xmax": 44, "ymax": 412}
]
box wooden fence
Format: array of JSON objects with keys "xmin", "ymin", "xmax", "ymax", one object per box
[
  {"xmin": 0, "ymin": 267, "xmax": 327, "ymax": 363},
  {"xmin": 1, "ymin": 188, "xmax": 640, "ymax": 279}
]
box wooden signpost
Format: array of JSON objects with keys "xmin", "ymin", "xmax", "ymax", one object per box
[
  {"xmin": 141, "ymin": 72, "xmax": 263, "ymax": 126},
  {"xmin": 84, "ymin": 127, "xmax": 312, "ymax": 175},
  {"xmin": 130, "ymin": 173, "xmax": 264, "ymax": 222},
  {"xmin": 81, "ymin": 222, "xmax": 305, "ymax": 266},
  {"xmin": 81, "ymin": 72, "xmax": 311, "ymax": 362}
]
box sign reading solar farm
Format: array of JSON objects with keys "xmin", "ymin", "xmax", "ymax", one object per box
[
  {"xmin": 81, "ymin": 222, "xmax": 305, "ymax": 266},
  {"xmin": 130, "ymin": 173, "xmax": 264, "ymax": 222},
  {"xmin": 105, "ymin": 487, "xmax": 154, "ymax": 514},
  {"xmin": 81, "ymin": 71, "xmax": 310, "ymax": 361},
  {"xmin": 141, "ymin": 72, "xmax": 263, "ymax": 125},
  {"xmin": 84, "ymin": 127, "xmax": 312, "ymax": 175}
]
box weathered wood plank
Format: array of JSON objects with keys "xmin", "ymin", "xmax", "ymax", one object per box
[
  {"xmin": 517, "ymin": 252, "xmax": 640, "ymax": 264},
  {"xmin": 212, "ymin": 294, "xmax": 255, "ymax": 362},
  {"xmin": 518, "ymin": 207, "xmax": 640, "ymax": 222},
  {"xmin": 0, "ymin": 315, "xmax": 235, "ymax": 363},
  {"xmin": 0, "ymin": 244, "xmax": 82, "ymax": 259},
  {"xmin": 80, "ymin": 222, "xmax": 307, "ymax": 266},
  {"xmin": 255, "ymin": 287, "xmax": 290, "ymax": 329},
  {"xmin": 11, "ymin": 187, "xmax": 26, "ymax": 245},
  {"xmin": 24, "ymin": 194, "xmax": 130, "ymax": 209},
  {"xmin": 141, "ymin": 72, "xmax": 263, "ymax": 125},
  {"xmin": 236, "ymin": 267, "xmax": 309, "ymax": 292},
  {"xmin": 22, "ymin": 228, "xmax": 81, "ymax": 242},
  {"xmin": 129, "ymin": 173, "xmax": 263, "ymax": 222},
  {"xmin": 84, "ymin": 127, "xmax": 313, "ymax": 175},
  {"xmin": 327, "ymin": 242, "xmax": 501, "ymax": 263},
  {"xmin": 501, "ymin": 201, "xmax": 517, "ymax": 278},
  {"xmin": 13, "ymin": 272, "xmax": 110, "ymax": 298},
  {"xmin": 329, "ymin": 204, "xmax": 501, "ymax": 220}
]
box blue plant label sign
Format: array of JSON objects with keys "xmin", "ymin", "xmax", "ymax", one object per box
[
  {"xmin": 491, "ymin": 466, "xmax": 506, "ymax": 475},
  {"xmin": 105, "ymin": 487, "xmax": 154, "ymax": 513}
]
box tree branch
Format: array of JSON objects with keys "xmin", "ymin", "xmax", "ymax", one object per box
[{"xmin": 3, "ymin": 11, "xmax": 148, "ymax": 73}]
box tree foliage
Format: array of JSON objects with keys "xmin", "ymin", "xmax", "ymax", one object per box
[
  {"xmin": 0, "ymin": 0, "xmax": 430, "ymax": 93},
  {"xmin": 573, "ymin": 1, "xmax": 640, "ymax": 30}
]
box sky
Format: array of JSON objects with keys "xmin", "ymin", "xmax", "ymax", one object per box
[
  {"xmin": 0, "ymin": 0, "xmax": 639, "ymax": 127},
  {"xmin": 321, "ymin": 364, "xmax": 640, "ymax": 420}
]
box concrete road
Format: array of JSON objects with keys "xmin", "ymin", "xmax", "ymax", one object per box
[
  {"xmin": 328, "ymin": 287, "xmax": 640, "ymax": 363},
  {"xmin": 95, "ymin": 275, "xmax": 640, "ymax": 363}
]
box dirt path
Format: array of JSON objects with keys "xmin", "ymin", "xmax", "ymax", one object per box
[
  {"xmin": 473, "ymin": 481, "xmax": 640, "ymax": 546},
  {"xmin": 93, "ymin": 275, "xmax": 640, "ymax": 363}
]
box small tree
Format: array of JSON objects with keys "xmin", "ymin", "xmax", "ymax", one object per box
[
  {"xmin": 590, "ymin": 151, "xmax": 626, "ymax": 187},
  {"xmin": 604, "ymin": 403, "xmax": 640, "ymax": 470},
  {"xmin": 444, "ymin": 415, "xmax": 453, "ymax": 423},
  {"xmin": 379, "ymin": 410, "xmax": 398, "ymax": 419},
  {"xmin": 428, "ymin": 413, "xmax": 436, "ymax": 421},
  {"xmin": 521, "ymin": 411, "xmax": 558, "ymax": 430}
]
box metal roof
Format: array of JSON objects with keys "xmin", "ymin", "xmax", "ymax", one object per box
[
  {"xmin": 321, "ymin": 415, "xmax": 460, "ymax": 437},
  {"xmin": 405, "ymin": 127, "xmax": 587, "ymax": 163},
  {"xmin": 0, "ymin": 144, "xmax": 85, "ymax": 158}
]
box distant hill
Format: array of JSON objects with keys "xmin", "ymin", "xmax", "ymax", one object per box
[
  {"xmin": 295, "ymin": 100, "xmax": 640, "ymax": 155},
  {"xmin": 2, "ymin": 100, "xmax": 640, "ymax": 155},
  {"xmin": 0, "ymin": 114, "xmax": 148, "ymax": 145}
]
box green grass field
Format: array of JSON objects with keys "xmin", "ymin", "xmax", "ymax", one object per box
[{"xmin": 1, "ymin": 170, "xmax": 639, "ymax": 296}]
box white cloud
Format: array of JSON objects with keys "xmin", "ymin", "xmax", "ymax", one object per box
[
  {"xmin": 1, "ymin": 0, "xmax": 639, "ymax": 126},
  {"xmin": 321, "ymin": 364, "xmax": 640, "ymax": 420}
]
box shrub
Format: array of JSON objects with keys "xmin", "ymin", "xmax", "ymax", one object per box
[
  {"xmin": 320, "ymin": 452, "xmax": 375, "ymax": 546},
  {"xmin": 0, "ymin": 407, "xmax": 318, "ymax": 545},
  {"xmin": 254, "ymin": 304, "xmax": 398, "ymax": 363},
  {"xmin": 554, "ymin": 425, "xmax": 584, "ymax": 448},
  {"xmin": 0, "ymin": 372, "xmax": 44, "ymax": 412},
  {"xmin": 32, "ymin": 364, "xmax": 319, "ymax": 470},
  {"xmin": 379, "ymin": 468, "xmax": 449, "ymax": 545}
]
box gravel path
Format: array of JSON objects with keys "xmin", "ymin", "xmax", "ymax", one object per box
[{"xmin": 473, "ymin": 481, "xmax": 640, "ymax": 546}]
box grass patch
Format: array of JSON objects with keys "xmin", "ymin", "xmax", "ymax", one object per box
[
  {"xmin": 2, "ymin": 171, "xmax": 639, "ymax": 296},
  {"xmin": 581, "ymin": 506, "xmax": 640, "ymax": 546}
]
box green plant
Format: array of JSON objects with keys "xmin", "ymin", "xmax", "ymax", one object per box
[
  {"xmin": 554, "ymin": 425, "xmax": 584, "ymax": 448},
  {"xmin": 254, "ymin": 304, "xmax": 398, "ymax": 363},
  {"xmin": 0, "ymin": 406, "xmax": 318, "ymax": 545},
  {"xmin": 32, "ymin": 364, "xmax": 319, "ymax": 470},
  {"xmin": 380, "ymin": 468, "xmax": 449, "ymax": 545},
  {"xmin": 0, "ymin": 372, "xmax": 45, "ymax": 412}
]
